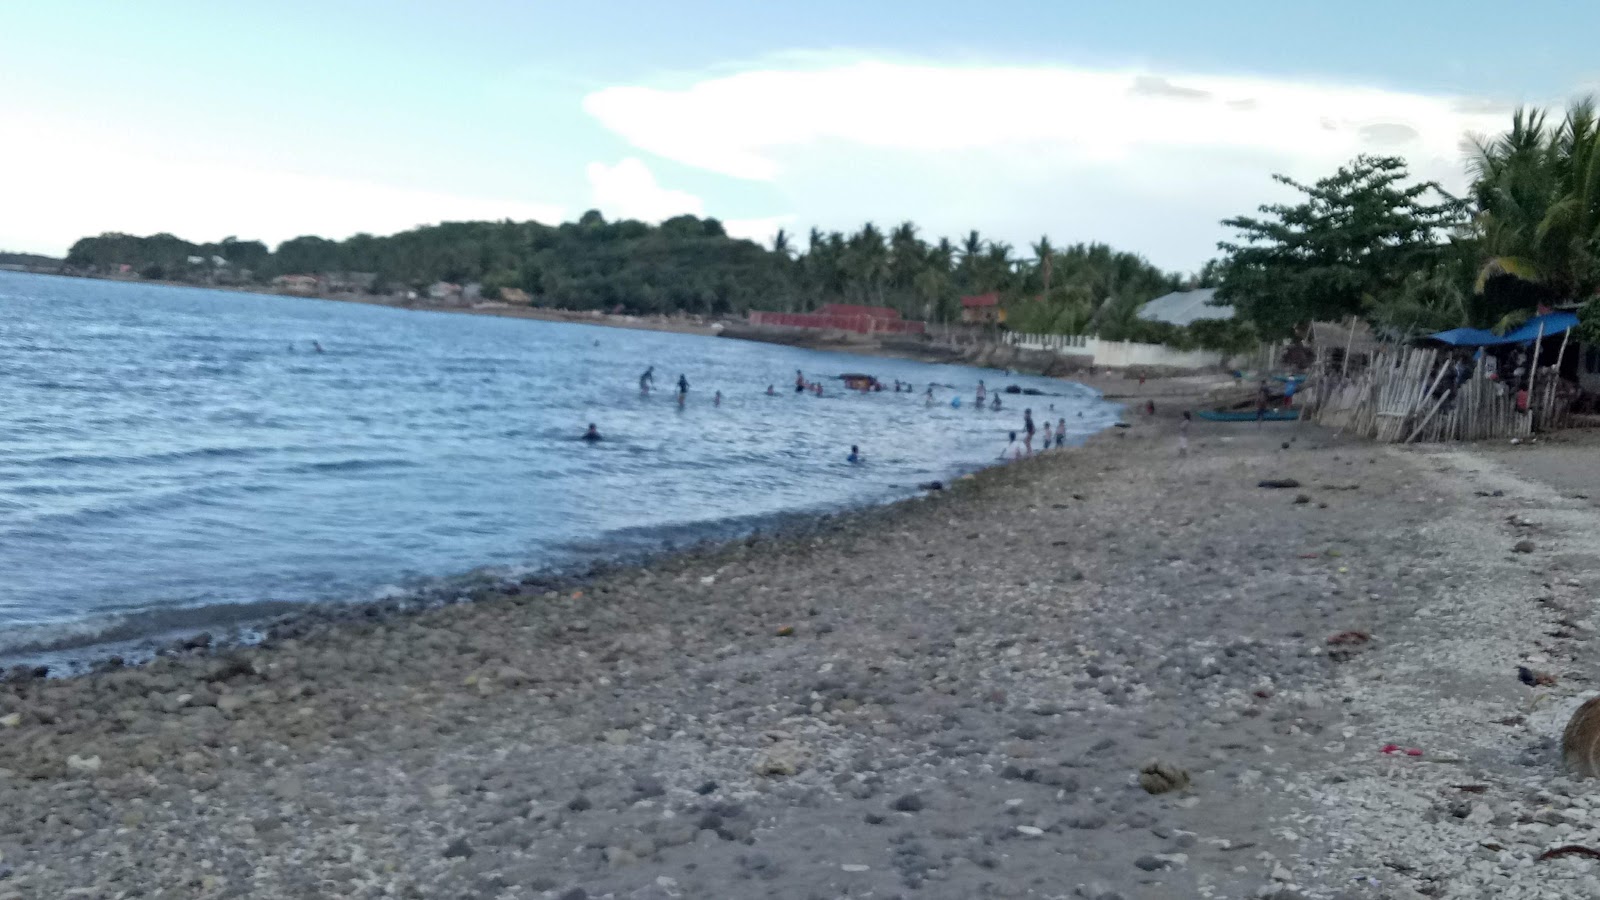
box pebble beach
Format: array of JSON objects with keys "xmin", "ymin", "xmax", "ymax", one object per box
[{"xmin": 2, "ymin": 393, "xmax": 1599, "ymax": 900}]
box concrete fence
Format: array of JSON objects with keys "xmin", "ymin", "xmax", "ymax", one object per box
[{"xmin": 1002, "ymin": 332, "xmax": 1226, "ymax": 369}]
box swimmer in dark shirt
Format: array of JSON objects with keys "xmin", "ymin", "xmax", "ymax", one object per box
[{"xmin": 581, "ymin": 423, "xmax": 602, "ymax": 442}]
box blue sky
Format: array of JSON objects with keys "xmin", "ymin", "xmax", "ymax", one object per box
[{"xmin": 5, "ymin": 1, "xmax": 1598, "ymax": 270}]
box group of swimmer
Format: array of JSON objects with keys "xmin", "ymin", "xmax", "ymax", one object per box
[{"xmin": 586, "ymin": 367, "xmax": 1074, "ymax": 464}]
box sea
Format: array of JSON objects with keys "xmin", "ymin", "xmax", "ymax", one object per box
[{"xmin": 0, "ymin": 271, "xmax": 1118, "ymax": 665}]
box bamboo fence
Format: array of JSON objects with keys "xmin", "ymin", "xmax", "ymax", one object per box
[{"xmin": 1302, "ymin": 342, "xmax": 1575, "ymax": 443}]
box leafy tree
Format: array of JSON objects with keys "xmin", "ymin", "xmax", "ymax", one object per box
[
  {"xmin": 1578, "ymin": 296, "xmax": 1600, "ymax": 346},
  {"xmin": 1215, "ymin": 155, "xmax": 1470, "ymax": 338}
]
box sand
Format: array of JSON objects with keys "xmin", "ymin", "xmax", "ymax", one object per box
[{"xmin": 2, "ymin": 400, "xmax": 1598, "ymax": 899}]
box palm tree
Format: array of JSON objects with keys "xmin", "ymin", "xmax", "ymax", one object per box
[
  {"xmin": 1468, "ymin": 98, "xmax": 1600, "ymax": 302},
  {"xmin": 1030, "ymin": 236, "xmax": 1054, "ymax": 302}
]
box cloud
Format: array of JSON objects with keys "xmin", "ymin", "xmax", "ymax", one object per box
[
  {"xmin": 723, "ymin": 214, "xmax": 797, "ymax": 247},
  {"xmin": 1361, "ymin": 122, "xmax": 1422, "ymax": 145},
  {"xmin": 583, "ymin": 59, "xmax": 1519, "ymax": 268},
  {"xmin": 585, "ymin": 157, "xmax": 705, "ymax": 222},
  {"xmin": 0, "ymin": 115, "xmax": 563, "ymax": 257},
  {"xmin": 1130, "ymin": 75, "xmax": 1211, "ymax": 100}
]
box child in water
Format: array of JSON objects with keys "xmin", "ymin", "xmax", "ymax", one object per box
[
  {"xmin": 847, "ymin": 445, "xmax": 863, "ymax": 464},
  {"xmin": 1055, "ymin": 417, "xmax": 1066, "ymax": 448}
]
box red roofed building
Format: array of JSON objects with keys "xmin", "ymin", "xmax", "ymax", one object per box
[{"xmin": 960, "ymin": 292, "xmax": 1003, "ymax": 325}]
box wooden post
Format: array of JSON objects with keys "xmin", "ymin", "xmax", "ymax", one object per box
[
  {"xmin": 1525, "ymin": 321, "xmax": 1546, "ymax": 428},
  {"xmin": 1340, "ymin": 315, "xmax": 1357, "ymax": 380}
]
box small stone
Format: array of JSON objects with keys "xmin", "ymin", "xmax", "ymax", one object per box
[
  {"xmin": 1134, "ymin": 854, "xmax": 1168, "ymax": 871},
  {"xmin": 890, "ymin": 793, "xmax": 925, "ymax": 813},
  {"xmin": 66, "ymin": 754, "xmax": 102, "ymax": 774},
  {"xmin": 842, "ymin": 864, "xmax": 871, "ymax": 872},
  {"xmin": 567, "ymin": 795, "xmax": 592, "ymax": 812},
  {"xmin": 1138, "ymin": 759, "xmax": 1190, "ymax": 795},
  {"xmin": 1016, "ymin": 825, "xmax": 1044, "ymax": 837},
  {"xmin": 1513, "ymin": 540, "xmax": 1536, "ymax": 554},
  {"xmin": 0, "ymin": 714, "xmax": 19, "ymax": 728},
  {"xmin": 442, "ymin": 837, "xmax": 475, "ymax": 859}
]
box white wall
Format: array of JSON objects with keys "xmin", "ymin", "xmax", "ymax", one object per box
[{"xmin": 1004, "ymin": 333, "xmax": 1225, "ymax": 369}]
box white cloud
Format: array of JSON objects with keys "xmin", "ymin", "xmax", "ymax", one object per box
[
  {"xmin": 0, "ymin": 115, "xmax": 565, "ymax": 257},
  {"xmin": 584, "ymin": 59, "xmax": 1523, "ymax": 269},
  {"xmin": 723, "ymin": 214, "xmax": 797, "ymax": 247},
  {"xmin": 585, "ymin": 157, "xmax": 704, "ymax": 222}
]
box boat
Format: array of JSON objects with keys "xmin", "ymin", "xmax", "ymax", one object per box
[
  {"xmin": 1195, "ymin": 409, "xmax": 1301, "ymax": 422},
  {"xmin": 840, "ymin": 373, "xmax": 882, "ymax": 391}
]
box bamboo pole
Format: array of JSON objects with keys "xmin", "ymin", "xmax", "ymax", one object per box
[{"xmin": 1525, "ymin": 321, "xmax": 1546, "ymax": 431}]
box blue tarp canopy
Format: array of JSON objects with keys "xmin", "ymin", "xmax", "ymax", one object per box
[{"xmin": 1423, "ymin": 312, "xmax": 1580, "ymax": 347}]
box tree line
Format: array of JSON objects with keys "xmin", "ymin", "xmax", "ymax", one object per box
[
  {"xmin": 1216, "ymin": 98, "xmax": 1600, "ymax": 342},
  {"xmin": 64, "ymin": 213, "xmax": 1193, "ymax": 337}
]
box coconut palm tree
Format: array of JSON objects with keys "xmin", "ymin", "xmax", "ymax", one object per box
[
  {"xmin": 1031, "ymin": 236, "xmax": 1054, "ymax": 303},
  {"xmin": 1468, "ymin": 98, "xmax": 1600, "ymax": 302}
]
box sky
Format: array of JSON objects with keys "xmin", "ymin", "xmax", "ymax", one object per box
[{"xmin": 4, "ymin": 1, "xmax": 1599, "ymax": 272}]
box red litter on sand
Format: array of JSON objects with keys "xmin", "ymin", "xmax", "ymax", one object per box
[{"xmin": 1380, "ymin": 744, "xmax": 1424, "ymax": 757}]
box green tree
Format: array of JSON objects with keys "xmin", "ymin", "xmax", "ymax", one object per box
[
  {"xmin": 1468, "ymin": 98, "xmax": 1600, "ymax": 302},
  {"xmin": 1216, "ymin": 155, "xmax": 1470, "ymax": 337}
]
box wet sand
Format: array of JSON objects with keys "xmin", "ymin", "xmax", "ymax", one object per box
[{"xmin": 2, "ymin": 401, "xmax": 1599, "ymax": 899}]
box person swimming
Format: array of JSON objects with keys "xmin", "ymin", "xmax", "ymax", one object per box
[
  {"xmin": 766, "ymin": 384, "xmax": 776, "ymax": 396},
  {"xmin": 847, "ymin": 444, "xmax": 863, "ymax": 464},
  {"xmin": 581, "ymin": 423, "xmax": 602, "ymax": 442},
  {"xmin": 312, "ymin": 341, "xmax": 323, "ymax": 354}
]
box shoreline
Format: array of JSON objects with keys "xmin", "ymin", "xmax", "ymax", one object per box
[
  {"xmin": 9, "ymin": 392, "xmax": 1598, "ymax": 897},
  {"xmin": 10, "ymin": 270, "xmax": 1221, "ymax": 384}
]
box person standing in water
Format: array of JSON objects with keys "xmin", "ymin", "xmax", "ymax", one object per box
[
  {"xmin": 1022, "ymin": 409, "xmax": 1036, "ymax": 454},
  {"xmin": 924, "ymin": 385, "xmax": 935, "ymax": 407},
  {"xmin": 795, "ymin": 370, "xmax": 806, "ymax": 393},
  {"xmin": 581, "ymin": 423, "xmax": 602, "ymax": 442},
  {"xmin": 1055, "ymin": 417, "xmax": 1067, "ymax": 448},
  {"xmin": 847, "ymin": 444, "xmax": 863, "ymax": 464},
  {"xmin": 766, "ymin": 384, "xmax": 776, "ymax": 396},
  {"xmin": 976, "ymin": 380, "xmax": 987, "ymax": 407},
  {"xmin": 639, "ymin": 366, "xmax": 655, "ymax": 394},
  {"xmin": 991, "ymin": 394, "xmax": 1002, "ymax": 411},
  {"xmin": 677, "ymin": 374, "xmax": 689, "ymax": 407},
  {"xmin": 713, "ymin": 390, "xmax": 722, "ymax": 407}
]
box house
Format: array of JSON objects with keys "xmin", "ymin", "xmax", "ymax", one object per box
[
  {"xmin": 324, "ymin": 272, "xmax": 377, "ymax": 293},
  {"xmin": 272, "ymin": 274, "xmax": 320, "ymax": 294},
  {"xmin": 960, "ymin": 293, "xmax": 1002, "ymax": 325},
  {"xmin": 1137, "ymin": 288, "xmax": 1234, "ymax": 326},
  {"xmin": 427, "ymin": 282, "xmax": 463, "ymax": 302}
]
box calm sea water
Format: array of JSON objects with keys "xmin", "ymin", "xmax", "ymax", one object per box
[{"xmin": 0, "ymin": 272, "xmax": 1117, "ymax": 658}]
